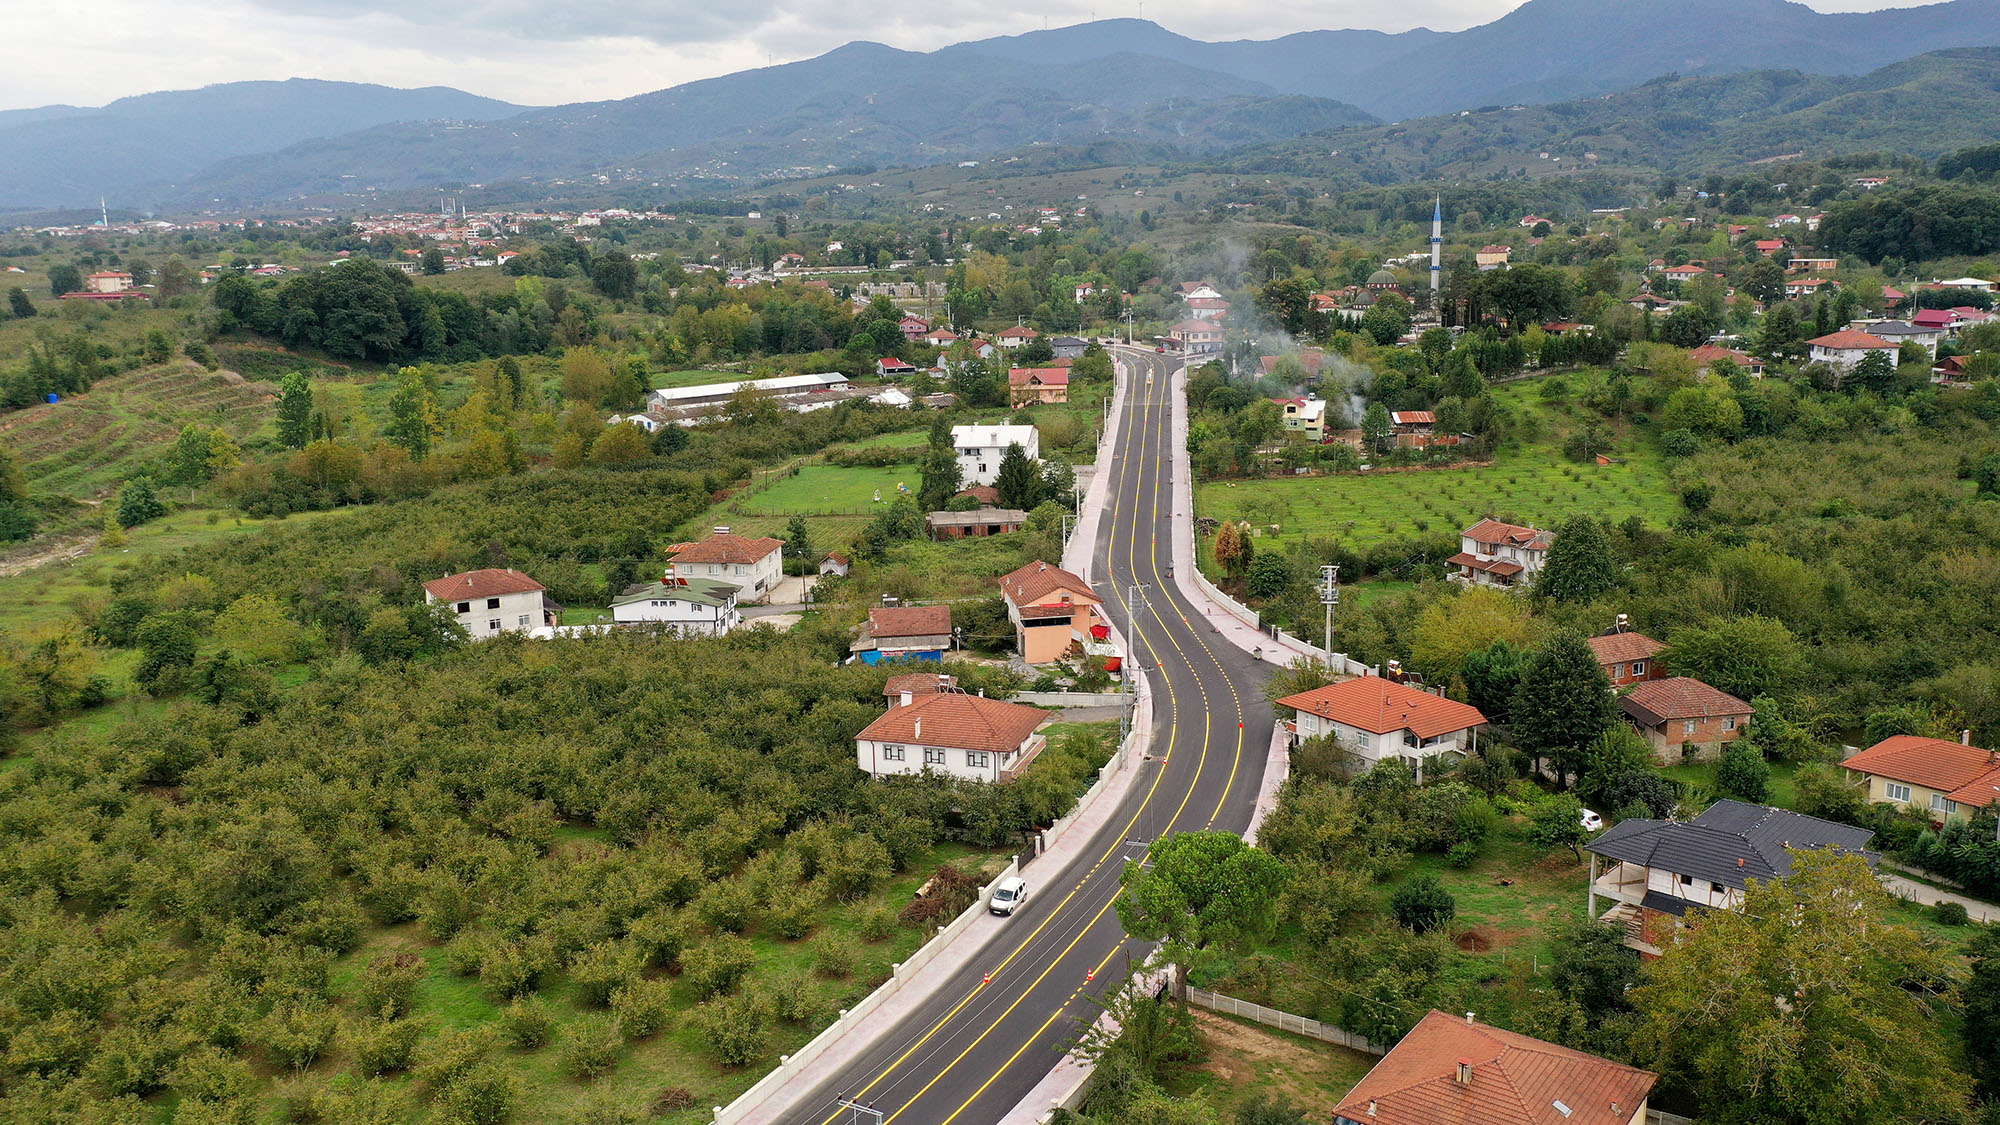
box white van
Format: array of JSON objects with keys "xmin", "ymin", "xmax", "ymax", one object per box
[{"xmin": 989, "ymin": 876, "xmax": 1028, "ymax": 916}]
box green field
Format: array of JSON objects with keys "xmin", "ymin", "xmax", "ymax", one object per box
[{"xmin": 736, "ymin": 464, "xmax": 922, "ymax": 517}]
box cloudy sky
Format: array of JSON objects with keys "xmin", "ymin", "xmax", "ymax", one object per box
[{"xmin": 4, "ymin": 0, "xmax": 1913, "ymax": 111}]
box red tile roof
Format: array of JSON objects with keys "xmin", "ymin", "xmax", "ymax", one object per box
[
  {"xmin": 1689, "ymin": 344, "xmax": 1757, "ymax": 366},
  {"xmin": 998, "ymin": 560, "xmax": 1096, "ymax": 607},
  {"xmin": 1807, "ymin": 329, "xmax": 1895, "ymax": 350},
  {"xmin": 423, "ymin": 568, "xmax": 547, "ymax": 602},
  {"xmin": 1009, "ymin": 367, "xmax": 1071, "ymax": 387},
  {"xmin": 1277, "ymin": 676, "xmax": 1487, "ymax": 739},
  {"xmin": 856, "ymin": 691, "xmax": 1048, "ymax": 753},
  {"xmin": 1333, "ymin": 1010, "xmax": 1657, "ymax": 1125},
  {"xmin": 997, "ymin": 326, "xmax": 1040, "ymax": 340},
  {"xmin": 1842, "ymin": 735, "xmax": 2000, "ymax": 794},
  {"xmin": 1587, "ymin": 631, "xmax": 1665, "ymax": 666},
  {"xmin": 1462, "ymin": 518, "xmax": 1552, "ymax": 549},
  {"xmin": 869, "ymin": 604, "xmax": 953, "ymax": 639},
  {"xmin": 1621, "ymin": 677, "xmax": 1752, "ymax": 723},
  {"xmin": 669, "ymin": 532, "xmax": 784, "ymax": 566}
]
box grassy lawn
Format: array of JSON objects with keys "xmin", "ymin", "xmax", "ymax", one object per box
[
  {"xmin": 736, "ymin": 465, "xmax": 922, "ymax": 517},
  {"xmin": 1342, "ymin": 579, "xmax": 1414, "ymax": 610},
  {"xmin": 1174, "ymin": 1010, "xmax": 1379, "ymax": 1120},
  {"xmin": 1660, "ymin": 759, "xmax": 1801, "ymax": 810}
]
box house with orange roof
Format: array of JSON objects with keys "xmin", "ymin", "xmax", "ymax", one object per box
[
  {"xmin": 1276, "ymin": 675, "xmax": 1487, "ymax": 779},
  {"xmin": 1806, "ymin": 329, "xmax": 1897, "ymax": 372},
  {"xmin": 855, "ymin": 686, "xmax": 1050, "ymax": 782},
  {"xmin": 422, "ymin": 568, "xmax": 558, "ymax": 639},
  {"xmin": 1587, "ymin": 617, "xmax": 1666, "ymax": 687},
  {"xmin": 667, "ymin": 527, "xmax": 785, "ymax": 603},
  {"xmin": 1688, "ymin": 344, "xmax": 1763, "ymax": 377},
  {"xmin": 1332, "ymin": 1009, "xmax": 1656, "ymax": 1125},
  {"xmin": 851, "ymin": 604, "xmax": 953, "ymax": 665},
  {"xmin": 1842, "ymin": 734, "xmax": 2000, "ymax": 826},
  {"xmin": 1619, "ymin": 677, "xmax": 1753, "ymax": 761},
  {"xmin": 1448, "ymin": 519, "xmax": 1552, "ymax": 590},
  {"xmin": 1008, "ymin": 366, "xmax": 1070, "ymax": 407},
  {"xmin": 997, "ymin": 560, "xmax": 1102, "ymax": 664}
]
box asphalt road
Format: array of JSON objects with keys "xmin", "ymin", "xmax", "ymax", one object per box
[{"xmin": 770, "ymin": 347, "xmax": 1277, "ymax": 1125}]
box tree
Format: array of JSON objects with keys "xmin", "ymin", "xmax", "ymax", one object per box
[
  {"xmin": 7, "ymin": 288, "xmax": 33, "ymax": 319},
  {"xmin": 1117, "ymin": 831, "xmax": 1286, "ymax": 994},
  {"xmin": 1389, "ymin": 872, "xmax": 1456, "ymax": 933},
  {"xmin": 1461, "ymin": 639, "xmax": 1529, "ymax": 723},
  {"xmin": 384, "ymin": 370, "xmax": 435, "ymax": 460},
  {"xmin": 917, "ymin": 419, "xmax": 963, "ymax": 513},
  {"xmin": 1212, "ymin": 520, "xmax": 1243, "ymax": 577},
  {"xmin": 784, "ymin": 516, "xmax": 814, "ymax": 567},
  {"xmin": 1964, "ymin": 926, "xmax": 2000, "ymax": 1102},
  {"xmin": 419, "ymin": 247, "xmax": 447, "ymax": 275},
  {"xmin": 1849, "ymin": 349, "xmax": 1896, "ymax": 395},
  {"xmin": 116, "ymin": 474, "xmax": 165, "ymax": 528},
  {"xmin": 1714, "ymin": 741, "xmax": 1771, "ymax": 803},
  {"xmin": 1408, "ymin": 586, "xmax": 1539, "ymax": 682},
  {"xmin": 47, "ymin": 264, "xmax": 82, "ymax": 297},
  {"xmin": 993, "ymin": 442, "xmax": 1044, "ymax": 510},
  {"xmin": 1661, "ymin": 616, "xmax": 1804, "ymax": 701},
  {"xmin": 1512, "ymin": 635, "xmax": 1619, "ymax": 786},
  {"xmin": 1360, "ymin": 297, "xmax": 1412, "ymax": 346},
  {"xmin": 588, "ymin": 423, "xmax": 652, "ymax": 466},
  {"xmin": 1657, "ymin": 305, "xmax": 1716, "ymax": 349},
  {"xmin": 1537, "ymin": 516, "xmax": 1619, "ymax": 603},
  {"xmin": 591, "ymin": 253, "xmax": 640, "ymax": 300},
  {"xmin": 276, "ymin": 372, "xmax": 314, "ymax": 451},
  {"xmin": 1246, "ymin": 554, "xmax": 1291, "ymax": 599},
  {"xmin": 1483, "ymin": 263, "xmax": 1573, "ymax": 329},
  {"xmin": 167, "ymin": 425, "xmax": 216, "ymax": 487},
  {"xmin": 1529, "ymin": 792, "xmax": 1589, "ymax": 860},
  {"xmin": 1631, "ymin": 850, "xmax": 1969, "ymax": 1124},
  {"xmin": 1361, "ymin": 402, "xmax": 1392, "ymax": 455}
]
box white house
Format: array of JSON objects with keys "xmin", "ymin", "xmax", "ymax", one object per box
[
  {"xmin": 1276, "ymin": 675, "xmax": 1487, "ymax": 780},
  {"xmin": 952, "ymin": 424, "xmax": 1040, "ymax": 487},
  {"xmin": 609, "ymin": 576, "xmax": 741, "ymax": 636},
  {"xmin": 645, "ymin": 372, "xmax": 848, "ymax": 413},
  {"xmin": 666, "ymin": 528, "xmax": 785, "ymax": 603},
  {"xmin": 423, "ymin": 569, "xmax": 558, "ymax": 639},
  {"xmin": 1806, "ymin": 329, "xmax": 1899, "ymax": 372},
  {"xmin": 1863, "ymin": 320, "xmax": 1944, "ymax": 359},
  {"xmin": 606, "ymin": 413, "xmax": 660, "ymax": 433},
  {"xmin": 1448, "ymin": 518, "xmax": 1552, "ymax": 589},
  {"xmin": 855, "ymin": 689, "xmax": 1050, "ymax": 783}
]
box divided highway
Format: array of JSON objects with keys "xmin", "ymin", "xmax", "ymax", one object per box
[{"xmin": 769, "ymin": 348, "xmax": 1277, "ymax": 1125}]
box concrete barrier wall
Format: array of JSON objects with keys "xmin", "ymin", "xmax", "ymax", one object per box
[{"xmin": 1013, "ymin": 690, "xmax": 1134, "ymax": 708}]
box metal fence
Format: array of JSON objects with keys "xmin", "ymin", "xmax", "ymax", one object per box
[{"xmin": 1184, "ymin": 987, "xmax": 1386, "ymax": 1056}]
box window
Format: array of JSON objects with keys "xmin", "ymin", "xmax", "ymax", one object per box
[
  {"xmin": 1630, "ymin": 661, "xmax": 1647, "ymax": 677},
  {"xmin": 518, "ymin": 615, "xmax": 531, "ymax": 627},
  {"xmin": 456, "ymin": 601, "xmax": 471, "ymax": 613},
  {"xmin": 883, "ymin": 745, "xmax": 905, "ymax": 762},
  {"xmin": 487, "ymin": 597, "xmax": 501, "ymax": 609},
  {"xmin": 1683, "ymin": 719, "xmax": 1698, "ymax": 735},
  {"xmin": 1933, "ymin": 794, "xmax": 1960, "ymax": 814},
  {"xmin": 1722, "ymin": 716, "xmax": 1737, "ymax": 731},
  {"xmin": 966, "ymin": 751, "xmax": 990, "ymax": 768},
  {"xmin": 1679, "ymin": 873, "xmax": 1695, "ymax": 886},
  {"xmin": 978, "ymin": 463, "xmax": 988, "ymax": 475},
  {"xmin": 487, "ymin": 619, "xmax": 501, "ymax": 631},
  {"xmin": 1886, "ymin": 782, "xmax": 1912, "ymax": 802},
  {"xmin": 923, "ymin": 748, "xmax": 946, "ymax": 766}
]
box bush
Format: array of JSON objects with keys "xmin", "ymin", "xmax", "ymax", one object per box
[
  {"xmin": 765, "ymin": 892, "xmax": 819, "ymax": 941},
  {"xmin": 480, "ymin": 937, "xmax": 554, "ymax": 999},
  {"xmin": 769, "ymin": 972, "xmax": 819, "ymax": 1024},
  {"xmin": 900, "ymin": 863, "xmax": 983, "ymax": 927},
  {"xmin": 501, "ymin": 997, "xmax": 556, "ymax": 1049},
  {"xmin": 430, "ymin": 1062, "xmax": 518, "ymax": 1125},
  {"xmin": 1389, "ymin": 873, "xmax": 1456, "ymax": 934},
  {"xmin": 682, "ymin": 934, "xmax": 756, "ymax": 998},
  {"xmin": 1445, "ymin": 842, "xmax": 1481, "ymax": 869},
  {"xmin": 1935, "ymin": 901, "xmax": 1971, "ymax": 926},
  {"xmin": 695, "ymin": 993, "xmax": 770, "ymax": 1068},
  {"xmin": 347, "ymin": 1016, "xmax": 425, "ymax": 1076},
  {"xmin": 1715, "ymin": 742, "xmax": 1772, "ymax": 804},
  {"xmin": 858, "ymin": 906, "xmax": 897, "ymax": 942},
  {"xmin": 626, "ymin": 908, "xmax": 686, "ymax": 970},
  {"xmin": 693, "ymin": 878, "xmax": 755, "ymax": 933},
  {"xmin": 811, "ymin": 933, "xmax": 856, "ymax": 978},
  {"xmin": 558, "ymin": 1014, "xmax": 624, "ymax": 1081},
  {"xmin": 567, "ymin": 942, "xmax": 639, "ymax": 1008},
  {"xmin": 354, "ymin": 952, "xmax": 425, "ymax": 1018},
  {"xmin": 610, "ymin": 979, "xmax": 674, "ymax": 1039}
]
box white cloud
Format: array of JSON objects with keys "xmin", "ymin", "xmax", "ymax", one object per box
[{"xmin": 0, "ymin": 0, "xmax": 1914, "ymax": 111}]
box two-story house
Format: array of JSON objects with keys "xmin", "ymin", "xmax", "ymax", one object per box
[
  {"xmin": 1841, "ymin": 734, "xmax": 2000, "ymax": 827},
  {"xmin": 1333, "ymin": 1011, "xmax": 1656, "ymax": 1125},
  {"xmin": 998, "ymin": 559, "xmax": 1102, "ymax": 665},
  {"xmin": 1167, "ymin": 319, "xmax": 1223, "ymax": 354},
  {"xmin": 1586, "ymin": 800, "xmax": 1876, "ymax": 956},
  {"xmin": 423, "ymin": 569, "xmax": 559, "ymax": 639},
  {"xmin": 667, "ymin": 528, "xmax": 785, "ymax": 603},
  {"xmin": 1008, "ymin": 367, "xmax": 1070, "ymax": 407},
  {"xmin": 1276, "ymin": 675, "xmax": 1487, "ymax": 781},
  {"xmin": 855, "ymin": 688, "xmax": 1050, "ymax": 783},
  {"xmin": 1448, "ymin": 519, "xmax": 1552, "ymax": 589},
  {"xmin": 1273, "ymin": 397, "xmax": 1328, "ymax": 441},
  {"xmin": 1619, "ymin": 677, "xmax": 1753, "ymax": 762},
  {"xmin": 609, "ymin": 576, "xmax": 742, "ymax": 636},
  {"xmin": 851, "ymin": 604, "xmax": 953, "ymax": 664},
  {"xmin": 952, "ymin": 425, "xmax": 1040, "ymax": 488},
  {"xmin": 1588, "ymin": 617, "xmax": 1666, "ymax": 687},
  {"xmin": 1806, "ymin": 329, "xmax": 1898, "ymax": 372}
]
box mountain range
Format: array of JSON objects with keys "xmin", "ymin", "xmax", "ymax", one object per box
[{"xmin": 6, "ymin": 0, "xmax": 2000, "ymax": 211}]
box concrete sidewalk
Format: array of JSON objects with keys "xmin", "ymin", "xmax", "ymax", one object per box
[{"xmin": 1881, "ymin": 872, "xmax": 2000, "ymax": 924}]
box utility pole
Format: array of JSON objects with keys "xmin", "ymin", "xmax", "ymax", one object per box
[
  {"xmin": 834, "ymin": 1098, "xmax": 884, "ymax": 1125},
  {"xmin": 1121, "ymin": 583, "xmax": 1150, "ymax": 741},
  {"xmin": 1319, "ymin": 564, "xmax": 1340, "ymax": 655}
]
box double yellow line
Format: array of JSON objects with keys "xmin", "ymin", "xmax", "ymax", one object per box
[{"xmin": 812, "ymin": 351, "xmax": 1252, "ymax": 1125}]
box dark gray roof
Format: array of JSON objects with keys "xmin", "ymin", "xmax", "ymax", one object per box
[
  {"xmin": 1585, "ymin": 799, "xmax": 1875, "ymax": 891},
  {"xmin": 1640, "ymin": 889, "xmax": 1692, "ymax": 917}
]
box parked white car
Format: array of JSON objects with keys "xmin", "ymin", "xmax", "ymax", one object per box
[
  {"xmin": 1579, "ymin": 808, "xmax": 1605, "ymax": 832},
  {"xmin": 990, "ymin": 875, "xmax": 1028, "ymax": 916}
]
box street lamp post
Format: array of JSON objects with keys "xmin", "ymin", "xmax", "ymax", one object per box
[{"xmin": 1319, "ymin": 564, "xmax": 1340, "ymax": 655}]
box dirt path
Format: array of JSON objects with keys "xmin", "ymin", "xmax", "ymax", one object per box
[{"xmin": 0, "ymin": 532, "xmax": 100, "ymax": 579}]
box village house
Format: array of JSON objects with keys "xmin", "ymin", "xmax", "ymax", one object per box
[
  {"xmin": 819, "ymin": 552, "xmax": 851, "ymax": 577},
  {"xmin": 876, "ymin": 357, "xmax": 917, "ymax": 378},
  {"xmin": 1332, "ymin": 1010, "xmax": 1657, "ymax": 1125},
  {"xmin": 1806, "ymin": 329, "xmax": 1899, "ymax": 372},
  {"xmin": 1008, "ymin": 367, "xmax": 1070, "ymax": 407},
  {"xmin": 1273, "ymin": 397, "xmax": 1328, "ymax": 441},
  {"xmin": 1475, "ymin": 244, "xmax": 1511, "ymax": 270},
  {"xmin": 1259, "ymin": 350, "xmax": 1329, "ymax": 380},
  {"xmin": 1787, "ymin": 256, "xmax": 1839, "ymax": 275},
  {"xmin": 955, "ymin": 484, "xmax": 1003, "ymax": 507},
  {"xmin": 998, "ymin": 560, "xmax": 1103, "ymax": 665},
  {"xmin": 1619, "ymin": 677, "xmax": 1753, "ymax": 762},
  {"xmin": 1588, "ymin": 617, "xmax": 1666, "ymax": 687},
  {"xmin": 609, "ymin": 576, "xmax": 742, "ymax": 636},
  {"xmin": 1688, "ymin": 344, "xmax": 1764, "ymax": 376},
  {"xmin": 882, "ymin": 671, "xmax": 954, "ymax": 702},
  {"xmin": 1390, "ymin": 410, "xmax": 1452, "ymax": 449},
  {"xmin": 1185, "ymin": 295, "xmax": 1230, "ymax": 321},
  {"xmin": 1166, "ymin": 319, "xmax": 1223, "ymax": 354},
  {"xmin": 922, "ymin": 328, "xmax": 960, "ymax": 348},
  {"xmin": 667, "ymin": 528, "xmax": 785, "ymax": 603},
  {"xmin": 1841, "ymin": 734, "xmax": 2000, "ymax": 827},
  {"xmin": 423, "ymin": 568, "xmax": 559, "ymax": 639},
  {"xmin": 84, "ymin": 270, "xmax": 132, "ymax": 294},
  {"xmin": 1448, "ymin": 519, "xmax": 1552, "ymax": 589},
  {"xmin": 952, "ymin": 424, "xmax": 1040, "ymax": 487},
  {"xmin": 852, "ymin": 604, "xmax": 953, "ymax": 664},
  {"xmin": 1050, "ymin": 336, "xmax": 1090, "ymax": 360},
  {"xmin": 1586, "ymin": 800, "xmax": 1875, "ymax": 957},
  {"xmin": 996, "ymin": 325, "xmax": 1040, "ymax": 348},
  {"xmin": 1784, "ymin": 276, "xmax": 1839, "ymax": 299},
  {"xmin": 897, "ymin": 315, "xmax": 930, "ymax": 340},
  {"xmin": 928, "ymin": 509, "xmax": 1028, "ymax": 539},
  {"xmin": 1865, "ymin": 319, "xmax": 1944, "ymax": 359},
  {"xmin": 1277, "ymin": 675, "xmax": 1487, "ymax": 781},
  {"xmin": 855, "ymin": 688, "xmax": 1050, "ymax": 783}
]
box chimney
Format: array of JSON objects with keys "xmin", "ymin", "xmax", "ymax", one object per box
[
  {"xmin": 1615, "ymin": 612, "xmax": 1629, "ymax": 632},
  {"xmin": 1738, "ymin": 858, "xmax": 1746, "ymax": 868},
  {"xmin": 1455, "ymin": 1058, "xmax": 1473, "ymax": 1085},
  {"xmin": 1465, "ymin": 1011, "xmax": 1475, "ymax": 1025},
  {"xmin": 1366, "ymin": 1101, "xmax": 1377, "ymax": 1117},
  {"xmin": 1966, "ymin": 729, "xmax": 1975, "ymax": 746},
  {"xmin": 1611, "ymin": 1103, "xmax": 1621, "ymax": 1118},
  {"xmin": 713, "ymin": 525, "xmax": 730, "ymax": 535},
  {"xmin": 913, "ymin": 717, "xmax": 922, "ymax": 739},
  {"xmin": 900, "ymin": 691, "xmax": 914, "ymax": 709}
]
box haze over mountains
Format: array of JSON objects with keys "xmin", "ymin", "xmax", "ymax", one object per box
[{"xmin": 6, "ymin": 0, "xmax": 2000, "ymax": 211}]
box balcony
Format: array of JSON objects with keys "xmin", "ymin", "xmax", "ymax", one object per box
[{"xmin": 1590, "ymin": 860, "xmax": 1648, "ymax": 906}]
